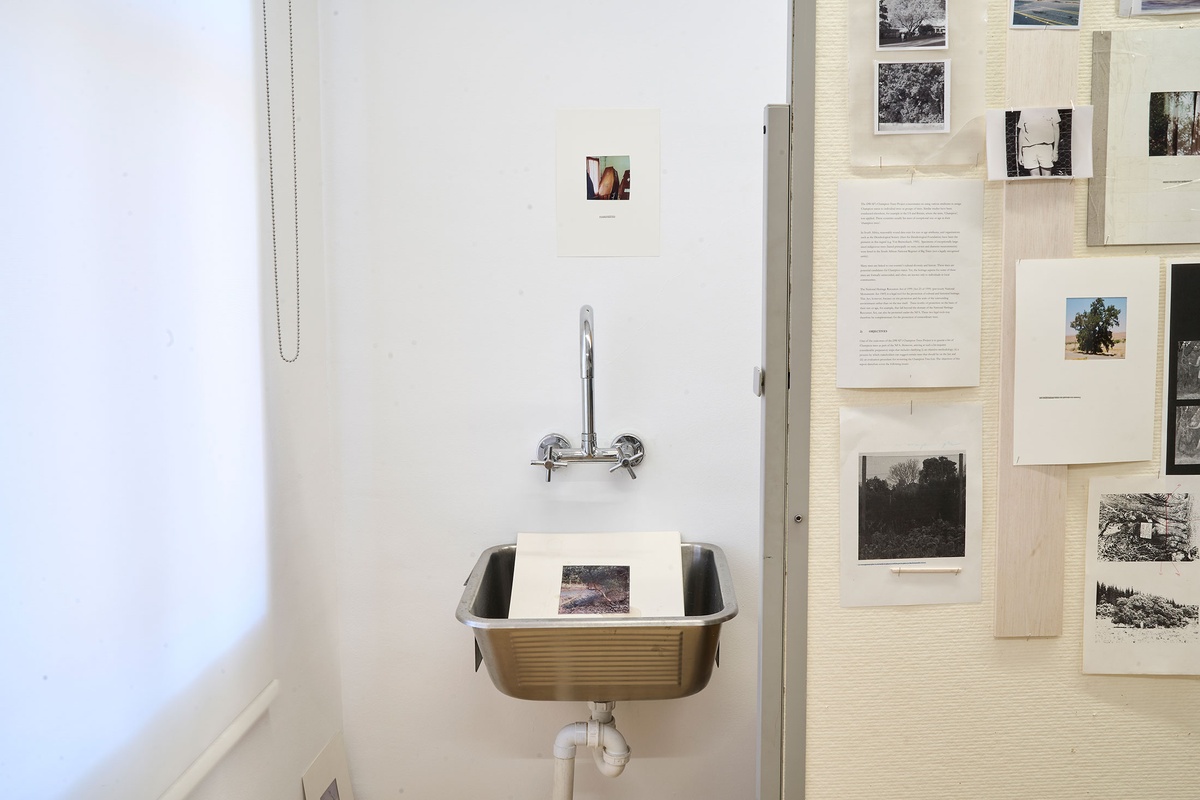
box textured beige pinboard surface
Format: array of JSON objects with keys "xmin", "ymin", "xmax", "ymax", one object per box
[{"xmin": 807, "ymin": 0, "xmax": 1199, "ymax": 797}]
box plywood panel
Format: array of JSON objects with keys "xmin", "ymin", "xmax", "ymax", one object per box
[{"xmin": 995, "ymin": 32, "xmax": 1078, "ymax": 638}]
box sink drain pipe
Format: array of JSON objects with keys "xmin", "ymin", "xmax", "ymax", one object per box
[{"xmin": 551, "ymin": 701, "xmax": 631, "ymax": 800}]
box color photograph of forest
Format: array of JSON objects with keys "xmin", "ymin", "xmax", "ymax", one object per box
[
  {"xmin": 1095, "ymin": 581, "xmax": 1199, "ymax": 644},
  {"xmin": 858, "ymin": 452, "xmax": 966, "ymax": 560},
  {"xmin": 1097, "ymin": 492, "xmax": 1197, "ymax": 562}
]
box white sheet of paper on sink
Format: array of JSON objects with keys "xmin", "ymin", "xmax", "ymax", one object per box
[{"xmin": 508, "ymin": 531, "xmax": 684, "ymax": 619}]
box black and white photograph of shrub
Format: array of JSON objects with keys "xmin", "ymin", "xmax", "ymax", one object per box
[
  {"xmin": 858, "ymin": 452, "xmax": 966, "ymax": 560},
  {"xmin": 875, "ymin": 60, "xmax": 950, "ymax": 134},
  {"xmin": 1177, "ymin": 341, "xmax": 1200, "ymax": 400},
  {"xmin": 1097, "ymin": 492, "xmax": 1197, "ymax": 562},
  {"xmin": 1095, "ymin": 580, "xmax": 1199, "ymax": 644}
]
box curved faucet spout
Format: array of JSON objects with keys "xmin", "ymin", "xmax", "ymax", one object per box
[
  {"xmin": 580, "ymin": 306, "xmax": 594, "ymax": 379},
  {"xmin": 580, "ymin": 306, "xmax": 596, "ymax": 455}
]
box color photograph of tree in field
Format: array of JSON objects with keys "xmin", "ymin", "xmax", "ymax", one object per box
[
  {"xmin": 858, "ymin": 452, "xmax": 966, "ymax": 560},
  {"xmin": 558, "ymin": 565, "xmax": 630, "ymax": 614},
  {"xmin": 875, "ymin": 61, "xmax": 948, "ymax": 132},
  {"xmin": 1095, "ymin": 581, "xmax": 1199, "ymax": 644},
  {"xmin": 1065, "ymin": 296, "xmax": 1125, "ymax": 359},
  {"xmin": 1097, "ymin": 492, "xmax": 1197, "ymax": 562}
]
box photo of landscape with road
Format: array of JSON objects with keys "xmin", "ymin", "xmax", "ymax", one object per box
[
  {"xmin": 878, "ymin": 0, "xmax": 947, "ymax": 49},
  {"xmin": 1011, "ymin": 0, "xmax": 1081, "ymax": 27}
]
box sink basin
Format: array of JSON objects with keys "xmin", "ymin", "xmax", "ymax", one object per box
[{"xmin": 456, "ymin": 542, "xmax": 737, "ymax": 701}]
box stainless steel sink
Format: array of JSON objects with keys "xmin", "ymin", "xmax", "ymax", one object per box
[{"xmin": 457, "ymin": 543, "xmax": 737, "ymax": 701}]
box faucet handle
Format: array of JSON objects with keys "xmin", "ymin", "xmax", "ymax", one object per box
[
  {"xmin": 608, "ymin": 458, "xmax": 637, "ymax": 480},
  {"xmin": 532, "ymin": 433, "xmax": 572, "ymax": 482},
  {"xmin": 608, "ymin": 433, "xmax": 644, "ymax": 480}
]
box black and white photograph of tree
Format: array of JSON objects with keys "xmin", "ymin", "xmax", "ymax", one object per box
[
  {"xmin": 1004, "ymin": 108, "xmax": 1073, "ymax": 178},
  {"xmin": 878, "ymin": 0, "xmax": 947, "ymax": 49},
  {"xmin": 558, "ymin": 565, "xmax": 631, "ymax": 614},
  {"xmin": 875, "ymin": 60, "xmax": 949, "ymax": 134},
  {"xmin": 1149, "ymin": 92, "xmax": 1200, "ymax": 156},
  {"xmin": 1095, "ymin": 580, "xmax": 1199, "ymax": 644},
  {"xmin": 1176, "ymin": 341, "xmax": 1200, "ymax": 399},
  {"xmin": 1097, "ymin": 492, "xmax": 1197, "ymax": 562},
  {"xmin": 1176, "ymin": 406, "xmax": 1200, "ymax": 465},
  {"xmin": 858, "ymin": 452, "xmax": 966, "ymax": 560}
]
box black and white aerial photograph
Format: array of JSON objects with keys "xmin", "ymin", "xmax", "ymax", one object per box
[
  {"xmin": 1005, "ymin": 108, "xmax": 1074, "ymax": 178},
  {"xmin": 858, "ymin": 452, "xmax": 966, "ymax": 560},
  {"xmin": 877, "ymin": 0, "xmax": 947, "ymax": 50},
  {"xmin": 1095, "ymin": 579, "xmax": 1200, "ymax": 644},
  {"xmin": 1097, "ymin": 492, "xmax": 1198, "ymax": 562},
  {"xmin": 874, "ymin": 60, "xmax": 949, "ymax": 134},
  {"xmin": 557, "ymin": 565, "xmax": 631, "ymax": 614},
  {"xmin": 1149, "ymin": 92, "xmax": 1200, "ymax": 156}
]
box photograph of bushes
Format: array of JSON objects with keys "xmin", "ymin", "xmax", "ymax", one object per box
[
  {"xmin": 1095, "ymin": 580, "xmax": 1199, "ymax": 644},
  {"xmin": 858, "ymin": 452, "xmax": 966, "ymax": 560}
]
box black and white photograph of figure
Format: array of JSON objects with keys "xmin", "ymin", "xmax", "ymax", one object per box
[
  {"xmin": 558, "ymin": 565, "xmax": 631, "ymax": 614},
  {"xmin": 1011, "ymin": 0, "xmax": 1082, "ymax": 27},
  {"xmin": 875, "ymin": 60, "xmax": 950, "ymax": 134},
  {"xmin": 1005, "ymin": 108, "xmax": 1073, "ymax": 177},
  {"xmin": 1097, "ymin": 492, "xmax": 1198, "ymax": 561},
  {"xmin": 877, "ymin": 0, "xmax": 948, "ymax": 49},
  {"xmin": 1095, "ymin": 580, "xmax": 1200, "ymax": 644},
  {"xmin": 1176, "ymin": 407, "xmax": 1200, "ymax": 465},
  {"xmin": 1149, "ymin": 92, "xmax": 1200, "ymax": 156},
  {"xmin": 1177, "ymin": 341, "xmax": 1200, "ymax": 399},
  {"xmin": 858, "ymin": 452, "xmax": 966, "ymax": 560}
]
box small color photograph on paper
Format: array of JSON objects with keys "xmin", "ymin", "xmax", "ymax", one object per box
[
  {"xmin": 1149, "ymin": 92, "xmax": 1200, "ymax": 156},
  {"xmin": 1011, "ymin": 0, "xmax": 1081, "ymax": 27},
  {"xmin": 1065, "ymin": 296, "xmax": 1126, "ymax": 360},
  {"xmin": 586, "ymin": 156, "xmax": 630, "ymax": 200},
  {"xmin": 558, "ymin": 565, "xmax": 631, "ymax": 614}
]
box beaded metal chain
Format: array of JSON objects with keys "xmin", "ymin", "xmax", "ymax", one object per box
[{"xmin": 263, "ymin": 0, "xmax": 300, "ymax": 363}]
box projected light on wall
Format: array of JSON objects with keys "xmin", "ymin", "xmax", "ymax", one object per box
[{"xmin": 0, "ymin": 4, "xmax": 272, "ymax": 797}]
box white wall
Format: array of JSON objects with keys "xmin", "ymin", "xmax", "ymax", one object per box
[
  {"xmin": 318, "ymin": 1, "xmax": 786, "ymax": 796},
  {"xmin": 807, "ymin": 1, "xmax": 1200, "ymax": 798}
]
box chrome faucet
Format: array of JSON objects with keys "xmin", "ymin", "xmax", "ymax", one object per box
[{"xmin": 532, "ymin": 306, "xmax": 645, "ymax": 481}]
